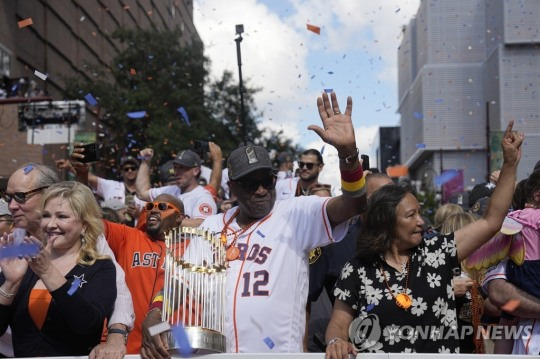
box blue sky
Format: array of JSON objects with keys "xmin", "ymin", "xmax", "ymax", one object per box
[{"xmin": 194, "ymin": 0, "xmax": 421, "ymax": 189}]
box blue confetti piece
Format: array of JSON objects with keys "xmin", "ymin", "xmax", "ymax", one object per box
[
  {"xmin": 327, "ymin": 71, "xmax": 334, "ymax": 75},
  {"xmin": 127, "ymin": 111, "xmax": 147, "ymax": 119},
  {"xmin": 177, "ymin": 107, "xmax": 191, "ymax": 126},
  {"xmin": 323, "ymin": 88, "xmax": 333, "ymax": 93},
  {"xmin": 263, "ymin": 336, "xmax": 275, "ymax": 349},
  {"xmin": 84, "ymin": 93, "xmax": 98, "ymax": 106},
  {"xmin": 310, "ymin": 75, "xmax": 315, "ymax": 79},
  {"xmin": 256, "ymin": 230, "xmax": 265, "ymax": 238},
  {"xmin": 42, "ymin": 148, "xmax": 48, "ymax": 154},
  {"xmin": 435, "ymin": 98, "xmax": 444, "ymax": 104},
  {"xmin": 23, "ymin": 165, "xmax": 34, "ymax": 174},
  {"xmin": 434, "ymin": 169, "xmax": 459, "ymax": 187},
  {"xmin": 366, "ymin": 303, "xmax": 375, "ymax": 312},
  {"xmin": 171, "ymin": 325, "xmax": 192, "ymax": 356},
  {"xmin": 320, "ymin": 145, "xmax": 325, "ymax": 155},
  {"xmin": 413, "ymin": 111, "xmax": 424, "ymax": 119},
  {"xmin": 67, "ymin": 277, "xmax": 81, "ymax": 296},
  {"xmin": 0, "ymin": 243, "xmax": 39, "ymax": 260},
  {"xmin": 416, "ymin": 143, "xmax": 426, "ymax": 149}
]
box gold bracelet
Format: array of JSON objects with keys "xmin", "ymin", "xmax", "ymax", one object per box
[{"xmin": 0, "ymin": 286, "xmax": 15, "ymax": 299}]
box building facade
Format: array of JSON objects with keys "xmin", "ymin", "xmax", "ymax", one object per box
[
  {"xmin": 0, "ymin": 0, "xmax": 200, "ymax": 185},
  {"xmin": 398, "ymin": 0, "xmax": 540, "ymax": 192}
]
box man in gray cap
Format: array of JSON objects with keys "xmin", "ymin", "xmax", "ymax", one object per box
[
  {"xmin": 136, "ymin": 148, "xmax": 216, "ymax": 227},
  {"xmin": 141, "ymin": 92, "xmax": 368, "ymax": 355}
]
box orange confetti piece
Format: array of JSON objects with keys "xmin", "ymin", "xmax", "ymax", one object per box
[
  {"xmin": 130, "ymin": 68, "xmax": 136, "ymax": 75},
  {"xmin": 18, "ymin": 18, "xmax": 33, "ymax": 28},
  {"xmin": 386, "ymin": 165, "xmax": 409, "ymax": 178},
  {"xmin": 500, "ymin": 299, "xmax": 520, "ymax": 312},
  {"xmin": 306, "ymin": 24, "xmax": 320, "ymax": 35}
]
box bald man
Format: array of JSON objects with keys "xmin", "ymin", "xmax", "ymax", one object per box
[{"xmin": 102, "ymin": 194, "xmax": 186, "ymax": 354}]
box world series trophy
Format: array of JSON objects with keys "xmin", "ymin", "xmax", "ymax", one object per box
[{"xmin": 162, "ymin": 226, "xmax": 227, "ymax": 353}]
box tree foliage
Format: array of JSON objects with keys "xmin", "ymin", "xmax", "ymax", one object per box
[{"xmin": 64, "ymin": 27, "xmax": 268, "ymax": 176}]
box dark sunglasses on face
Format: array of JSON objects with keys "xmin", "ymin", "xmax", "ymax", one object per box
[
  {"xmin": 123, "ymin": 166, "xmax": 138, "ymax": 172},
  {"xmin": 298, "ymin": 161, "xmax": 319, "ymax": 170},
  {"xmin": 236, "ymin": 176, "xmax": 276, "ymax": 193},
  {"xmin": 1, "ymin": 186, "xmax": 49, "ymax": 204},
  {"xmin": 146, "ymin": 201, "xmax": 182, "ymax": 213}
]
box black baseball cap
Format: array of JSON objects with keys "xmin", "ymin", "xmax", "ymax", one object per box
[
  {"xmin": 120, "ymin": 156, "xmax": 139, "ymax": 168},
  {"xmin": 227, "ymin": 145, "xmax": 273, "ymax": 180},
  {"xmin": 173, "ymin": 150, "xmax": 201, "ymax": 168},
  {"xmin": 468, "ymin": 182, "xmax": 496, "ymax": 207},
  {"xmin": 159, "ymin": 160, "xmax": 176, "ymax": 183}
]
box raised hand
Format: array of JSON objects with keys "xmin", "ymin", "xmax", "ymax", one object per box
[
  {"xmin": 70, "ymin": 143, "xmax": 91, "ymax": 174},
  {"xmin": 139, "ymin": 148, "xmax": 154, "ymax": 164},
  {"xmin": 308, "ymin": 92, "xmax": 356, "ymax": 156},
  {"xmin": 501, "ymin": 120, "xmax": 523, "ymax": 167},
  {"xmin": 25, "ymin": 235, "xmax": 52, "ymax": 277}
]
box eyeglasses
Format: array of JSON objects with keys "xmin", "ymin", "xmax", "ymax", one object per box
[
  {"xmin": 235, "ymin": 176, "xmax": 276, "ymax": 193},
  {"xmin": 1, "ymin": 186, "xmax": 49, "ymax": 204},
  {"xmin": 298, "ymin": 161, "xmax": 319, "ymax": 170},
  {"xmin": 146, "ymin": 202, "xmax": 182, "ymax": 213},
  {"xmin": 123, "ymin": 166, "xmax": 138, "ymax": 172}
]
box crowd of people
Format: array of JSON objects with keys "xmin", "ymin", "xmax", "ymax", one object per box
[{"xmin": 0, "ymin": 91, "xmax": 537, "ymax": 358}]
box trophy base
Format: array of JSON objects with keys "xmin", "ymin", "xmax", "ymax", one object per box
[{"xmin": 165, "ymin": 327, "xmax": 226, "ymax": 354}]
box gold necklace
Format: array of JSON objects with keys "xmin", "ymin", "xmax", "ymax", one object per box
[
  {"xmin": 221, "ymin": 209, "xmax": 258, "ymax": 261},
  {"xmin": 380, "ymin": 255, "xmax": 412, "ymax": 310}
]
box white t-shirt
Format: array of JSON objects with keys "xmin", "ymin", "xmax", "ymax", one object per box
[
  {"xmin": 197, "ymin": 196, "xmax": 349, "ymax": 353},
  {"xmin": 275, "ymin": 177, "xmax": 300, "ymax": 200},
  {"xmin": 96, "ymin": 178, "xmax": 146, "ymax": 210},
  {"xmin": 482, "ymin": 260, "xmax": 540, "ymax": 355},
  {"xmin": 200, "ymin": 165, "xmax": 211, "ymax": 184},
  {"xmin": 148, "ymin": 185, "xmax": 216, "ymax": 219}
]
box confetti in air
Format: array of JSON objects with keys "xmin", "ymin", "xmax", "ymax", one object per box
[
  {"xmin": 0, "ymin": 243, "xmax": 40, "ymax": 260},
  {"xmin": 148, "ymin": 322, "xmax": 171, "ymax": 336},
  {"xmin": 263, "ymin": 336, "xmax": 275, "ymax": 349},
  {"xmin": 177, "ymin": 107, "xmax": 191, "ymax": 126},
  {"xmin": 34, "ymin": 70, "xmax": 48, "ymax": 81},
  {"xmin": 18, "ymin": 18, "xmax": 33, "ymax": 28},
  {"xmin": 170, "ymin": 325, "xmax": 192, "ymax": 356},
  {"xmin": 306, "ymin": 23, "xmax": 321, "ymax": 35},
  {"xmin": 127, "ymin": 111, "xmax": 147, "ymax": 119},
  {"xmin": 434, "ymin": 170, "xmax": 459, "ymax": 187},
  {"xmin": 84, "ymin": 93, "xmax": 98, "ymax": 106}
]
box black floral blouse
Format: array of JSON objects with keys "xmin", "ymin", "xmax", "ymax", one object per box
[{"xmin": 334, "ymin": 233, "xmax": 461, "ymax": 353}]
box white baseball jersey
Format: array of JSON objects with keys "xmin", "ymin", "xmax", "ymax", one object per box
[
  {"xmin": 198, "ymin": 196, "xmax": 349, "ymax": 353},
  {"xmin": 482, "ymin": 260, "xmax": 540, "ymax": 355},
  {"xmin": 148, "ymin": 185, "xmax": 216, "ymax": 219},
  {"xmin": 96, "ymin": 178, "xmax": 146, "ymax": 210},
  {"xmin": 275, "ymin": 177, "xmax": 299, "ymax": 200}
]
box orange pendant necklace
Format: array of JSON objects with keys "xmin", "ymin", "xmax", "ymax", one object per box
[
  {"xmin": 221, "ymin": 209, "xmax": 258, "ymax": 261},
  {"xmin": 381, "ymin": 255, "xmax": 412, "ymax": 310}
]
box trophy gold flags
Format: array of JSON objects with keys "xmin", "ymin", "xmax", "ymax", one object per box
[{"xmin": 162, "ymin": 226, "xmax": 227, "ymax": 353}]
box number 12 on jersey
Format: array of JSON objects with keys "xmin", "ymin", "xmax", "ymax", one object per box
[{"xmin": 241, "ymin": 270, "xmax": 270, "ymax": 297}]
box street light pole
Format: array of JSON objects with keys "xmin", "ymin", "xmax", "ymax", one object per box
[{"xmin": 235, "ymin": 24, "xmax": 247, "ymax": 144}]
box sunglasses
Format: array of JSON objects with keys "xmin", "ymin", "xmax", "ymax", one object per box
[
  {"xmin": 123, "ymin": 166, "xmax": 138, "ymax": 172},
  {"xmin": 146, "ymin": 202, "xmax": 182, "ymax": 213},
  {"xmin": 298, "ymin": 161, "xmax": 319, "ymax": 170},
  {"xmin": 1, "ymin": 186, "xmax": 49, "ymax": 204},
  {"xmin": 235, "ymin": 176, "xmax": 276, "ymax": 193}
]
